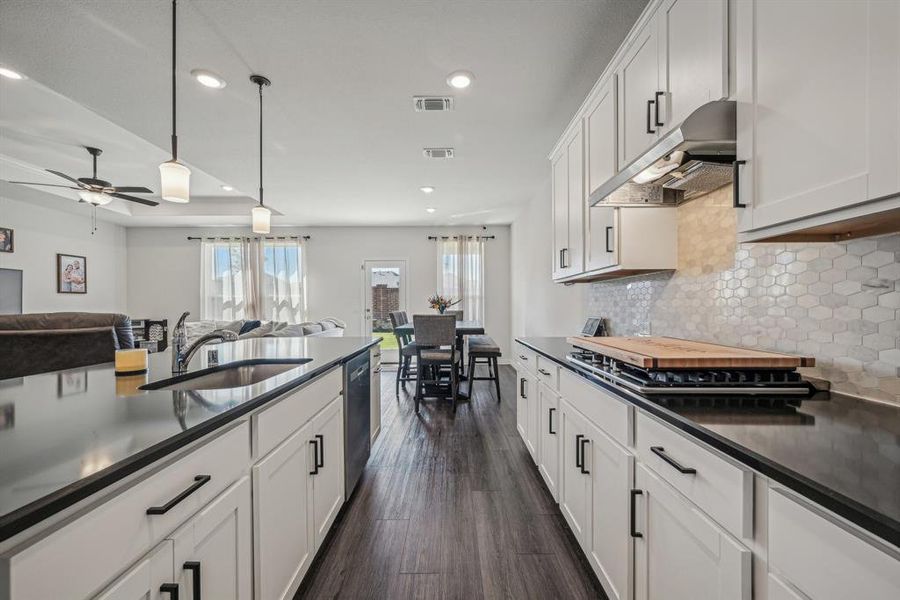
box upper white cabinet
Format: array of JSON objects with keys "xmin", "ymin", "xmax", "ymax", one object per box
[
  {"xmin": 735, "ymin": 0, "xmax": 900, "ymax": 240},
  {"xmin": 551, "ymin": 123, "xmax": 585, "ymax": 279},
  {"xmin": 617, "ymin": 22, "xmax": 662, "ymax": 166}
]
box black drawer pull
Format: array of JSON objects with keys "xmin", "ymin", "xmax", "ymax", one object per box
[
  {"xmin": 654, "ymin": 91, "xmax": 665, "ymax": 126},
  {"xmin": 605, "ymin": 226, "xmax": 614, "ymax": 253},
  {"xmin": 146, "ymin": 475, "xmax": 210, "ymax": 515},
  {"xmin": 650, "ymin": 446, "xmax": 697, "ymax": 474},
  {"xmin": 538, "ymin": 368, "xmax": 551, "ymax": 376},
  {"xmin": 309, "ymin": 439, "xmax": 319, "ymax": 475},
  {"xmin": 316, "ymin": 433, "xmax": 324, "ymax": 469},
  {"xmin": 518, "ymin": 354, "xmax": 529, "ymax": 361},
  {"xmin": 630, "ymin": 489, "xmax": 643, "ymax": 538},
  {"xmin": 579, "ymin": 438, "xmax": 590, "ymax": 474},
  {"xmin": 646, "ymin": 99, "xmax": 656, "ymax": 134},
  {"xmin": 160, "ymin": 583, "xmax": 179, "ymax": 600},
  {"xmin": 520, "ymin": 377, "xmax": 527, "ymax": 399},
  {"xmin": 184, "ymin": 562, "xmax": 201, "ymax": 600},
  {"xmin": 549, "ymin": 407, "xmax": 556, "ymax": 435},
  {"xmin": 733, "ymin": 160, "xmax": 747, "ymax": 208},
  {"xmin": 575, "ymin": 434, "xmax": 584, "ymax": 470}
]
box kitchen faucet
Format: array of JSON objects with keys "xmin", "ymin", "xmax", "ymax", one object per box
[{"xmin": 171, "ymin": 311, "xmax": 238, "ymax": 374}]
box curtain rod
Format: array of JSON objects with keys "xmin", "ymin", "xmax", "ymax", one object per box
[
  {"xmin": 187, "ymin": 235, "xmax": 310, "ymax": 241},
  {"xmin": 427, "ymin": 235, "xmax": 495, "ymax": 240}
]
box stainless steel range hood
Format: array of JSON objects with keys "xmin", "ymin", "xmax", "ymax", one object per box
[{"xmin": 589, "ymin": 100, "xmax": 736, "ymax": 206}]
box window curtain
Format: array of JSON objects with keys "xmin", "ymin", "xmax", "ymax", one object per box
[
  {"xmin": 200, "ymin": 238, "xmax": 307, "ymax": 323},
  {"xmin": 437, "ymin": 236, "xmax": 485, "ymax": 322}
]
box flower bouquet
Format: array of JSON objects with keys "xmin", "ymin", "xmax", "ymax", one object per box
[{"xmin": 427, "ymin": 294, "xmax": 460, "ymax": 314}]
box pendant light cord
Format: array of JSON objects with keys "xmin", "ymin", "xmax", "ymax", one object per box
[
  {"xmin": 258, "ymin": 81, "xmax": 264, "ymax": 207},
  {"xmin": 171, "ymin": 0, "xmax": 178, "ymax": 161}
]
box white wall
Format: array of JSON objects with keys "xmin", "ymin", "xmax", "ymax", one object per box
[
  {"xmin": 510, "ymin": 181, "xmax": 586, "ymax": 348},
  {"xmin": 127, "ymin": 225, "xmax": 513, "ymax": 358},
  {"xmin": 0, "ymin": 195, "xmax": 128, "ymax": 313}
]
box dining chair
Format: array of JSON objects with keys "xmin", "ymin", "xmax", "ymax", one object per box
[
  {"xmin": 389, "ymin": 311, "xmax": 416, "ymax": 400},
  {"xmin": 412, "ymin": 314, "xmax": 459, "ymax": 413}
]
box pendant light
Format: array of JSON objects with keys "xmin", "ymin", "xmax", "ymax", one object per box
[
  {"xmin": 158, "ymin": 0, "xmax": 191, "ymax": 203},
  {"xmin": 250, "ymin": 74, "xmax": 272, "ymax": 234}
]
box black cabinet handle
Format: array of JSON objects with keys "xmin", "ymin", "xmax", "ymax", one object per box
[
  {"xmin": 630, "ymin": 489, "xmax": 643, "ymax": 538},
  {"xmin": 538, "ymin": 368, "xmax": 551, "ymax": 376},
  {"xmin": 575, "ymin": 434, "xmax": 584, "ymax": 470},
  {"xmin": 650, "ymin": 446, "xmax": 697, "ymax": 474},
  {"xmin": 309, "ymin": 439, "xmax": 319, "ymax": 475},
  {"xmin": 646, "ymin": 100, "xmax": 656, "ymax": 134},
  {"xmin": 558, "ymin": 249, "xmax": 564, "ymax": 269},
  {"xmin": 520, "ymin": 378, "xmax": 527, "ymax": 399},
  {"xmin": 146, "ymin": 475, "xmax": 211, "ymax": 515},
  {"xmin": 605, "ymin": 226, "xmax": 614, "ymax": 253},
  {"xmin": 733, "ymin": 160, "xmax": 747, "ymax": 208},
  {"xmin": 579, "ymin": 438, "xmax": 590, "ymax": 474},
  {"xmin": 160, "ymin": 583, "xmax": 179, "ymax": 600},
  {"xmin": 183, "ymin": 562, "xmax": 201, "ymax": 600},
  {"xmin": 561, "ymin": 248, "xmax": 569, "ymax": 269},
  {"xmin": 549, "ymin": 407, "xmax": 556, "ymax": 434},
  {"xmin": 316, "ymin": 434, "xmax": 324, "ymax": 469},
  {"xmin": 518, "ymin": 354, "xmax": 528, "ymax": 361},
  {"xmin": 654, "ymin": 91, "xmax": 665, "ymax": 127}
]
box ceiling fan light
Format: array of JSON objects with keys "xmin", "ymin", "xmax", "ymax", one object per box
[
  {"xmin": 159, "ymin": 159, "xmax": 191, "ymax": 203},
  {"xmin": 251, "ymin": 205, "xmax": 271, "ymax": 234},
  {"xmin": 79, "ymin": 190, "xmax": 112, "ymax": 206}
]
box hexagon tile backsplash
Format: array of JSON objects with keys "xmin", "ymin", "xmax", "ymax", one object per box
[{"xmin": 586, "ymin": 185, "xmax": 900, "ymax": 406}]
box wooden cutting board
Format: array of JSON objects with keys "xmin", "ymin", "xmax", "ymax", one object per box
[{"xmin": 567, "ymin": 336, "xmax": 816, "ymax": 369}]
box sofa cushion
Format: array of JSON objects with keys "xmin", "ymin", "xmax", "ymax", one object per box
[
  {"xmin": 239, "ymin": 320, "xmax": 262, "ymax": 335},
  {"xmin": 301, "ymin": 323, "xmax": 324, "ymax": 335}
]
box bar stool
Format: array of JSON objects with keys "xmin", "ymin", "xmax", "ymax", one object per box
[{"xmin": 466, "ymin": 335, "xmax": 502, "ymax": 402}]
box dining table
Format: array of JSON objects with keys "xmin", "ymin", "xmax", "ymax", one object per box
[{"xmin": 393, "ymin": 319, "xmax": 485, "ymax": 398}]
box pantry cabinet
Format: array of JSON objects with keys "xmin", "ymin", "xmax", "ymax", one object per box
[
  {"xmin": 735, "ymin": 0, "xmax": 900, "ymax": 240},
  {"xmin": 633, "ymin": 464, "xmax": 751, "ymax": 600},
  {"xmin": 537, "ymin": 381, "xmax": 561, "ymax": 502}
]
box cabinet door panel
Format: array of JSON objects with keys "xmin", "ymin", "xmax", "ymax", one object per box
[
  {"xmin": 551, "ymin": 150, "xmax": 568, "ymax": 279},
  {"xmin": 537, "ymin": 383, "xmax": 560, "ymax": 501},
  {"xmin": 171, "ymin": 476, "xmax": 252, "ymax": 600},
  {"xmin": 586, "ymin": 78, "xmax": 618, "ymax": 198},
  {"xmin": 559, "ymin": 401, "xmax": 591, "ymax": 548},
  {"xmin": 95, "ymin": 541, "xmax": 174, "ymax": 600},
  {"xmin": 311, "ymin": 396, "xmax": 345, "ymax": 548},
  {"xmin": 658, "ymin": 0, "xmax": 727, "ymax": 131},
  {"xmin": 618, "ymin": 24, "xmax": 660, "ymax": 166},
  {"xmin": 588, "ymin": 424, "xmax": 634, "ymax": 600},
  {"xmin": 586, "ymin": 205, "xmax": 618, "ymax": 272},
  {"xmin": 565, "ymin": 125, "xmax": 585, "ymax": 276},
  {"xmin": 634, "ymin": 464, "xmax": 750, "ymax": 600},
  {"xmin": 253, "ymin": 422, "xmax": 315, "ymax": 600},
  {"xmin": 516, "ymin": 367, "xmax": 529, "ymax": 444}
]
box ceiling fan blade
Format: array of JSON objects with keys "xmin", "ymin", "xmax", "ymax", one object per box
[
  {"xmin": 46, "ymin": 169, "xmax": 84, "ymax": 186},
  {"xmin": 113, "ymin": 186, "xmax": 154, "ymax": 194},
  {"xmin": 109, "ymin": 192, "xmax": 159, "ymax": 206},
  {"xmin": 7, "ymin": 181, "xmax": 81, "ymax": 189}
]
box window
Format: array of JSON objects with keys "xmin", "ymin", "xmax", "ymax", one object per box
[
  {"xmin": 200, "ymin": 237, "xmax": 306, "ymax": 322},
  {"xmin": 436, "ymin": 236, "xmax": 485, "ymax": 322}
]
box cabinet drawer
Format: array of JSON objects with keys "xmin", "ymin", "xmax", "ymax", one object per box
[
  {"xmin": 768, "ymin": 487, "xmax": 900, "ymax": 600},
  {"xmin": 559, "ymin": 368, "xmax": 631, "ymax": 448},
  {"xmin": 635, "ymin": 412, "xmax": 751, "ymax": 538},
  {"xmin": 514, "ymin": 343, "xmax": 538, "ymax": 374},
  {"xmin": 4, "ymin": 422, "xmax": 250, "ymax": 600},
  {"xmin": 255, "ymin": 367, "xmax": 342, "ymax": 458},
  {"xmin": 535, "ymin": 355, "xmax": 559, "ymax": 391}
]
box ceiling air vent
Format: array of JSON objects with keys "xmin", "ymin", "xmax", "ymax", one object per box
[
  {"xmin": 423, "ymin": 148, "xmax": 454, "ymax": 159},
  {"xmin": 414, "ymin": 96, "xmax": 454, "ymax": 112}
]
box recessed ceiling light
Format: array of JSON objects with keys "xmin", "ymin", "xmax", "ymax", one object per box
[
  {"xmin": 420, "ymin": 186, "xmax": 435, "ymax": 194},
  {"xmin": 221, "ymin": 184, "xmax": 234, "ymax": 192},
  {"xmin": 191, "ymin": 69, "xmax": 226, "ymax": 89},
  {"xmin": 446, "ymin": 70, "xmax": 474, "ymax": 89},
  {"xmin": 0, "ymin": 67, "xmax": 25, "ymax": 80},
  {"xmin": 426, "ymin": 207, "xmax": 437, "ymax": 213}
]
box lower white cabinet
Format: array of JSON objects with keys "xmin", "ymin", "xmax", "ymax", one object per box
[
  {"xmin": 310, "ymin": 395, "xmax": 345, "ymax": 548},
  {"xmin": 516, "ymin": 368, "xmax": 538, "ymax": 460},
  {"xmin": 537, "ymin": 381, "xmax": 560, "ymax": 501},
  {"xmin": 633, "ymin": 464, "xmax": 751, "ymax": 600},
  {"xmin": 371, "ymin": 349, "xmax": 382, "ymax": 445},
  {"xmin": 559, "ymin": 400, "xmax": 592, "ymax": 547},
  {"xmin": 170, "ymin": 476, "xmax": 252, "ymax": 600},
  {"xmin": 94, "ymin": 540, "xmax": 174, "ymax": 600}
]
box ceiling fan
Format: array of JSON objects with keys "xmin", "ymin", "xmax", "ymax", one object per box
[{"xmin": 7, "ymin": 146, "xmax": 159, "ymax": 206}]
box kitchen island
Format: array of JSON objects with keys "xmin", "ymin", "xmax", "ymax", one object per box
[{"xmin": 0, "ymin": 336, "xmax": 379, "ymax": 599}]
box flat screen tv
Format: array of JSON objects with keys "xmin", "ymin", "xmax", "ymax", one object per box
[{"xmin": 0, "ymin": 268, "xmax": 23, "ymax": 314}]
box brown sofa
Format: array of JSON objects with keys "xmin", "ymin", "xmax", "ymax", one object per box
[{"xmin": 0, "ymin": 312, "xmax": 134, "ymax": 379}]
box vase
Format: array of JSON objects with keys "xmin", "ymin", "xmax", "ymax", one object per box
[{"xmin": 437, "ymin": 306, "xmax": 446, "ymax": 314}]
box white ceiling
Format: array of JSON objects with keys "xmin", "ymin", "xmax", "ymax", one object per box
[{"xmin": 0, "ymin": 0, "xmax": 646, "ymax": 227}]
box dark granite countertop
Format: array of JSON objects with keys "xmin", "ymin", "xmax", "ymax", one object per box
[
  {"xmin": 0, "ymin": 336, "xmax": 378, "ymax": 541},
  {"xmin": 516, "ymin": 337, "xmax": 900, "ymax": 547}
]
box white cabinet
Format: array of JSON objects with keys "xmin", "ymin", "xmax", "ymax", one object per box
[
  {"xmin": 633, "ymin": 464, "xmax": 751, "ymax": 600},
  {"xmin": 95, "ymin": 541, "xmax": 174, "ymax": 600},
  {"xmin": 537, "ymin": 381, "xmax": 561, "ymax": 502},
  {"xmin": 371, "ymin": 348, "xmax": 382, "ymax": 445},
  {"xmin": 516, "ymin": 368, "xmax": 538, "ymax": 460},
  {"xmin": 253, "ymin": 422, "xmax": 316, "ymax": 600},
  {"xmin": 310, "ymin": 395, "xmax": 345, "ymax": 548},
  {"xmin": 559, "ymin": 400, "xmax": 592, "ymax": 548},
  {"xmin": 551, "ymin": 123, "xmax": 585, "ymax": 279},
  {"xmin": 170, "ymin": 476, "xmax": 252, "ymax": 600},
  {"xmin": 617, "ymin": 21, "xmax": 661, "ymax": 166},
  {"xmin": 586, "ymin": 76, "xmax": 618, "ymax": 201},
  {"xmin": 735, "ymin": 0, "xmax": 900, "ymax": 240},
  {"xmin": 588, "ymin": 427, "xmax": 635, "ymax": 600}
]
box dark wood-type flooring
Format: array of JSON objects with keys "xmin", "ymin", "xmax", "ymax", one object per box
[{"xmin": 295, "ymin": 364, "xmax": 606, "ymax": 599}]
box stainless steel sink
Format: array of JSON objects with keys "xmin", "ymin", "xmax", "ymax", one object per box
[{"xmin": 141, "ymin": 359, "xmax": 312, "ymax": 391}]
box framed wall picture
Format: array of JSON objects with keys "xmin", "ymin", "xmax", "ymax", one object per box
[
  {"xmin": 57, "ymin": 253, "xmax": 87, "ymax": 294},
  {"xmin": 0, "ymin": 227, "xmax": 12, "ymax": 253}
]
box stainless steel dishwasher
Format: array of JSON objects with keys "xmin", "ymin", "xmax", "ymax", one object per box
[{"xmin": 343, "ymin": 351, "xmax": 371, "ymax": 495}]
